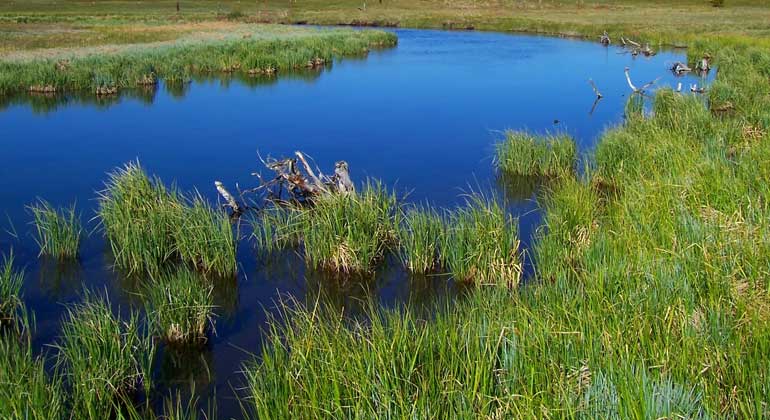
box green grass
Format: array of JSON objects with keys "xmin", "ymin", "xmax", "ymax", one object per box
[
  {"xmin": 98, "ymin": 161, "xmax": 183, "ymax": 275},
  {"xmin": 440, "ymin": 194, "xmax": 522, "ymax": 287},
  {"xmin": 397, "ymin": 205, "xmax": 446, "ymax": 274},
  {"xmin": 295, "ymin": 181, "xmax": 399, "ymax": 274},
  {"xmin": 55, "ymin": 293, "xmax": 155, "ymax": 419},
  {"xmin": 98, "ymin": 162, "xmax": 235, "ymax": 277},
  {"xmin": 142, "ymin": 268, "xmax": 215, "ymax": 345},
  {"xmin": 174, "ymin": 193, "xmax": 236, "ymax": 278},
  {"xmin": 0, "ymin": 252, "xmax": 24, "ymax": 325},
  {"xmin": 0, "ymin": 333, "xmax": 65, "ymax": 419},
  {"xmin": 0, "ymin": 28, "xmax": 397, "ymax": 96},
  {"xmin": 28, "ymin": 199, "xmax": 81, "ymax": 260},
  {"xmin": 496, "ymin": 131, "xmax": 577, "ymax": 177}
]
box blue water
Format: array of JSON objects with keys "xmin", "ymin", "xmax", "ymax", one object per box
[{"xmin": 0, "ymin": 28, "xmax": 711, "ymax": 418}]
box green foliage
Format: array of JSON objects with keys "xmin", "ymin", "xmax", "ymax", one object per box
[
  {"xmin": 28, "ymin": 200, "xmax": 82, "ymax": 260},
  {"xmin": 496, "ymin": 131, "xmax": 576, "ymax": 177},
  {"xmin": 141, "ymin": 268, "xmax": 215, "ymax": 345}
]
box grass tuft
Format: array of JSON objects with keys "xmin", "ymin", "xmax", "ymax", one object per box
[
  {"xmin": 56, "ymin": 292, "xmax": 155, "ymax": 418},
  {"xmin": 98, "ymin": 161, "xmax": 183, "ymax": 275},
  {"xmin": 28, "ymin": 200, "xmax": 82, "ymax": 260},
  {"xmin": 296, "ymin": 181, "xmax": 398, "ymax": 274},
  {"xmin": 440, "ymin": 194, "xmax": 521, "ymax": 287},
  {"xmin": 142, "ymin": 268, "xmax": 215, "ymax": 345},
  {"xmin": 397, "ymin": 205, "xmax": 445, "ymax": 274},
  {"xmin": 496, "ymin": 130, "xmax": 576, "ymax": 177},
  {"xmin": 174, "ymin": 193, "xmax": 236, "ymax": 278}
]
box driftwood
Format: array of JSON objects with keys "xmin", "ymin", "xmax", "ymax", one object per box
[
  {"xmin": 588, "ymin": 79, "xmax": 603, "ymax": 99},
  {"xmin": 600, "ymin": 31, "xmax": 611, "ymax": 46},
  {"xmin": 671, "ymin": 61, "xmax": 692, "ymax": 75},
  {"xmin": 624, "ymin": 67, "xmax": 659, "ymax": 94},
  {"xmin": 619, "ymin": 37, "xmax": 655, "ymax": 57},
  {"xmin": 215, "ymin": 151, "xmax": 355, "ymax": 217}
]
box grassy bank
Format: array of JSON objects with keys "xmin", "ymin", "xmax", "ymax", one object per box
[{"xmin": 0, "ymin": 24, "xmax": 396, "ymax": 95}]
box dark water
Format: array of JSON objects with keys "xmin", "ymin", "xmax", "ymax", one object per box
[{"xmin": 0, "ymin": 28, "xmax": 711, "ymax": 418}]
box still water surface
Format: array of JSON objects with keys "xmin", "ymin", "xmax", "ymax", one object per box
[{"xmin": 0, "ymin": 28, "xmax": 710, "ymax": 417}]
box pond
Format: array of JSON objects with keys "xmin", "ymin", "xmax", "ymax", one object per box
[{"xmin": 0, "ymin": 28, "xmax": 711, "ymax": 418}]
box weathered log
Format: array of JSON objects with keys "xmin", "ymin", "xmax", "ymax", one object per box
[
  {"xmin": 215, "ymin": 181, "xmax": 242, "ymax": 214},
  {"xmin": 672, "ymin": 61, "xmax": 692, "ymax": 74},
  {"xmin": 332, "ymin": 161, "xmax": 355, "ymax": 194},
  {"xmin": 600, "ymin": 31, "xmax": 611, "ymax": 46},
  {"xmin": 624, "ymin": 67, "xmax": 659, "ymax": 94},
  {"xmin": 588, "ymin": 79, "xmax": 603, "ymax": 98}
]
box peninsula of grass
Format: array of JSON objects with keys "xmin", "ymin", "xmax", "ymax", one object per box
[
  {"xmin": 0, "ymin": 27, "xmax": 397, "ymax": 96},
  {"xmin": 142, "ymin": 268, "xmax": 215, "ymax": 345},
  {"xmin": 28, "ymin": 200, "xmax": 81, "ymax": 260},
  {"xmin": 55, "ymin": 293, "xmax": 155, "ymax": 418},
  {"xmin": 496, "ymin": 131, "xmax": 577, "ymax": 177}
]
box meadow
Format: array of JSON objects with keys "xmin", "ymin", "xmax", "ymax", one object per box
[{"xmin": 1, "ymin": 0, "xmax": 769, "ymax": 418}]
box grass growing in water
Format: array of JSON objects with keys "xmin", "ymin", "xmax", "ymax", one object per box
[
  {"xmin": 174, "ymin": 193, "xmax": 236, "ymax": 278},
  {"xmin": 397, "ymin": 205, "xmax": 445, "ymax": 273},
  {"xmin": 296, "ymin": 181, "xmax": 398, "ymax": 274},
  {"xmin": 496, "ymin": 130, "xmax": 576, "ymax": 177},
  {"xmin": 0, "ymin": 252, "xmax": 24, "ymax": 325},
  {"xmin": 142, "ymin": 268, "xmax": 215, "ymax": 345},
  {"xmin": 98, "ymin": 161, "xmax": 182, "ymax": 275},
  {"xmin": 440, "ymin": 194, "xmax": 521, "ymax": 287},
  {"xmin": 56, "ymin": 293, "xmax": 155, "ymax": 418},
  {"xmin": 28, "ymin": 200, "xmax": 81, "ymax": 260},
  {"xmin": 0, "ymin": 332, "xmax": 65, "ymax": 419}
]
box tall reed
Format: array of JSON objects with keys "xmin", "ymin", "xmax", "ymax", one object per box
[{"xmin": 28, "ymin": 200, "xmax": 82, "ymax": 260}]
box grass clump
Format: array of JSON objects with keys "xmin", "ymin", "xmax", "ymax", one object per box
[
  {"xmin": 98, "ymin": 162, "xmax": 183, "ymax": 275},
  {"xmin": 0, "ymin": 334, "xmax": 65, "ymax": 419},
  {"xmin": 440, "ymin": 194, "xmax": 521, "ymax": 287},
  {"xmin": 28, "ymin": 200, "xmax": 81, "ymax": 260},
  {"xmin": 142, "ymin": 268, "xmax": 215, "ymax": 345},
  {"xmin": 174, "ymin": 193, "xmax": 236, "ymax": 278},
  {"xmin": 496, "ymin": 131, "xmax": 576, "ymax": 177},
  {"xmin": 397, "ymin": 205, "xmax": 445, "ymax": 273},
  {"xmin": 56, "ymin": 293, "xmax": 155, "ymax": 418},
  {"xmin": 297, "ymin": 181, "xmax": 398, "ymax": 274},
  {"xmin": 0, "ymin": 252, "xmax": 24, "ymax": 325}
]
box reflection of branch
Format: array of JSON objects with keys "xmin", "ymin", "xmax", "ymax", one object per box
[{"xmin": 589, "ymin": 97, "xmax": 602, "ymax": 116}]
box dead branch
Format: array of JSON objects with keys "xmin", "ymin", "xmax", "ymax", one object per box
[
  {"xmin": 624, "ymin": 67, "xmax": 659, "ymax": 94},
  {"xmin": 671, "ymin": 61, "xmax": 692, "ymax": 74},
  {"xmin": 215, "ymin": 181, "xmax": 242, "ymax": 215},
  {"xmin": 588, "ymin": 79, "xmax": 603, "ymax": 98}
]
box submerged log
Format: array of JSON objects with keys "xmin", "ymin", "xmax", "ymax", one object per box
[{"xmin": 671, "ymin": 61, "xmax": 692, "ymax": 74}]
